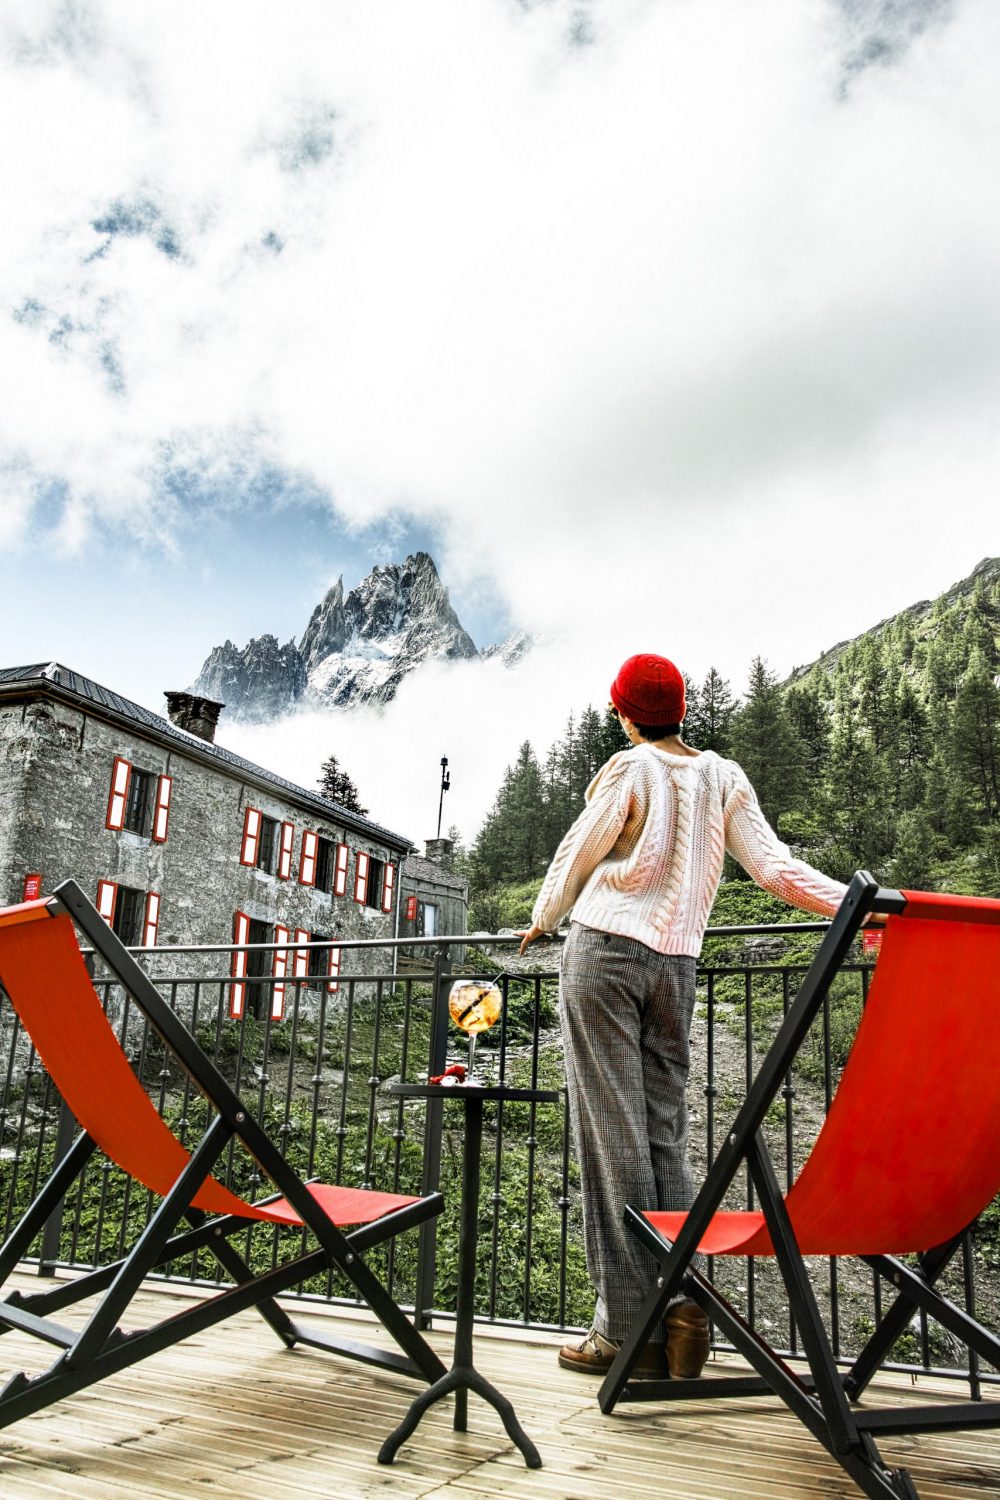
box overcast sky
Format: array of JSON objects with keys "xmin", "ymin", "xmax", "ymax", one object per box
[{"xmin": 2, "ymin": 0, "xmax": 998, "ymax": 841}]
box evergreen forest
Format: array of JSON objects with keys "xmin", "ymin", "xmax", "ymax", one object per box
[{"xmin": 462, "ymin": 562, "xmax": 1000, "ymax": 928}]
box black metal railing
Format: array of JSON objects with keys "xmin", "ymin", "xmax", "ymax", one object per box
[{"xmin": 0, "ymin": 921, "xmax": 995, "ymax": 1394}]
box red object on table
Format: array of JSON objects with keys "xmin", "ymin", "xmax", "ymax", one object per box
[{"xmin": 429, "ymin": 1064, "xmax": 467, "ymax": 1084}]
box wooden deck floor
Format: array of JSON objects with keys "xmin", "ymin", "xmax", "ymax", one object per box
[{"xmin": 0, "ymin": 1272, "xmax": 998, "ymax": 1500}]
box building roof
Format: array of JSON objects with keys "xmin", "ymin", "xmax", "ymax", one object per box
[
  {"xmin": 0, "ymin": 663, "xmax": 413, "ymax": 852},
  {"xmin": 401, "ymin": 853, "xmax": 469, "ymax": 892}
]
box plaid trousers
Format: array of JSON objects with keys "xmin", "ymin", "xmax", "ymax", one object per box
[{"xmin": 560, "ymin": 921, "xmax": 698, "ymax": 1340}]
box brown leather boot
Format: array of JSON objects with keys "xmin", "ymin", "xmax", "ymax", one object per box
[
  {"xmin": 558, "ymin": 1327, "xmax": 667, "ymax": 1377},
  {"xmin": 665, "ymin": 1299, "xmax": 711, "ymax": 1378}
]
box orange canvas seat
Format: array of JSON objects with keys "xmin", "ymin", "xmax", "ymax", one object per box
[
  {"xmin": 0, "ymin": 882, "xmax": 445, "ymax": 1444},
  {"xmin": 599, "ymin": 874, "xmax": 1000, "ymax": 1500}
]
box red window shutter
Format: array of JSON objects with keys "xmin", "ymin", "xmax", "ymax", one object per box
[
  {"xmin": 278, "ymin": 822, "xmax": 295, "ymax": 880},
  {"xmin": 230, "ymin": 910, "xmax": 250, "ymax": 1018},
  {"xmin": 106, "ymin": 757, "xmax": 132, "ymax": 831},
  {"xmin": 327, "ymin": 946, "xmax": 341, "ymax": 994},
  {"xmin": 406, "ymin": 895, "xmax": 417, "ymax": 921},
  {"xmin": 381, "ymin": 861, "xmax": 396, "ymax": 913},
  {"xmin": 272, "ymin": 924, "xmax": 290, "ymax": 1020},
  {"xmin": 143, "ymin": 892, "xmax": 161, "ymax": 948},
  {"xmin": 152, "ymin": 775, "xmax": 172, "ymax": 843},
  {"xmin": 354, "ymin": 851, "xmax": 370, "ymax": 904},
  {"xmin": 293, "ymin": 928, "xmax": 310, "ymax": 980},
  {"xmin": 333, "ymin": 842, "xmax": 349, "ymax": 897},
  {"xmin": 240, "ymin": 807, "xmax": 262, "ymax": 866},
  {"xmin": 299, "ymin": 830, "xmax": 318, "ymax": 886},
  {"xmin": 96, "ymin": 880, "xmax": 118, "ymax": 924}
]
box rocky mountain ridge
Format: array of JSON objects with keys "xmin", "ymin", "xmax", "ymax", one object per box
[{"xmin": 192, "ymin": 552, "xmax": 527, "ymax": 722}]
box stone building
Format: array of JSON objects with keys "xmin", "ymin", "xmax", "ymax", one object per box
[
  {"xmin": 0, "ymin": 663, "xmax": 414, "ymax": 1019},
  {"xmin": 399, "ymin": 837, "xmax": 469, "ymax": 953}
]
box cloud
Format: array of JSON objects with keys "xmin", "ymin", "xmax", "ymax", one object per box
[{"xmin": 3, "ymin": 0, "xmax": 1000, "ymax": 827}]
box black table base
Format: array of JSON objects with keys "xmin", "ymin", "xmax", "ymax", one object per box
[
  {"xmin": 377, "ymin": 1360, "xmax": 541, "ymax": 1468},
  {"xmin": 378, "ymin": 1084, "xmax": 556, "ymax": 1470}
]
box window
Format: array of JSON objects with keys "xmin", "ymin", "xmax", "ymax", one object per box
[
  {"xmin": 365, "ymin": 856, "xmax": 385, "ymax": 911},
  {"xmin": 123, "ymin": 768, "xmax": 155, "ymax": 836},
  {"xmin": 315, "ymin": 836, "xmax": 335, "ymax": 894},
  {"xmin": 230, "ymin": 912, "xmax": 280, "ymax": 1020},
  {"xmin": 307, "ymin": 935, "xmax": 341, "ymax": 993},
  {"xmin": 417, "ymin": 901, "xmax": 438, "ymax": 938},
  {"xmin": 107, "ymin": 758, "xmax": 171, "ymax": 841},
  {"xmin": 256, "ymin": 815, "xmax": 279, "ymax": 875},
  {"xmin": 308, "ymin": 933, "xmax": 330, "ymax": 985},
  {"xmin": 243, "ymin": 917, "xmax": 274, "ymax": 1020},
  {"xmin": 97, "ymin": 881, "xmax": 160, "ymax": 948},
  {"xmin": 113, "ymin": 885, "xmax": 146, "ymax": 947}
]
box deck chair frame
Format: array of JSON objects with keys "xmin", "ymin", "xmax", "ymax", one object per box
[
  {"xmin": 0, "ymin": 878, "xmax": 447, "ymax": 1432},
  {"xmin": 598, "ymin": 870, "xmax": 1000, "ymax": 1500}
]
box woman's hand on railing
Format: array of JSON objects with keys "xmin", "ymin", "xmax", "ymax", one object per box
[{"xmin": 516, "ymin": 925, "xmax": 547, "ymax": 956}]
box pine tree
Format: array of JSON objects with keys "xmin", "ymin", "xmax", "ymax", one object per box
[
  {"xmin": 689, "ymin": 668, "xmax": 737, "ymax": 754},
  {"xmin": 822, "ymin": 677, "xmax": 893, "ymax": 877},
  {"xmin": 317, "ymin": 755, "xmax": 369, "ymax": 816},
  {"xmin": 784, "ymin": 675, "xmax": 830, "ymax": 792},
  {"xmin": 952, "ymin": 648, "xmax": 1000, "ymax": 822},
  {"xmin": 575, "ymin": 706, "xmax": 608, "ymax": 798},
  {"xmin": 891, "ymin": 809, "xmax": 939, "ymax": 890},
  {"xmin": 469, "ymin": 742, "xmax": 547, "ymax": 886},
  {"xmin": 729, "ymin": 658, "xmax": 805, "ymax": 829},
  {"xmin": 683, "ymin": 674, "xmax": 702, "ymax": 743},
  {"xmin": 598, "ymin": 705, "xmax": 630, "ymax": 762},
  {"xmin": 857, "ymin": 637, "xmax": 895, "ymax": 755},
  {"xmin": 892, "ymin": 675, "xmax": 929, "ymax": 810}
]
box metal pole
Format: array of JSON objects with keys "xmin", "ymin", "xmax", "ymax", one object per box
[
  {"xmin": 436, "ymin": 757, "xmax": 450, "ymax": 840},
  {"xmin": 414, "ymin": 940, "xmax": 452, "ymax": 1328}
]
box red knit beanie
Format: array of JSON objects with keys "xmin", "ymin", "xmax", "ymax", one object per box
[{"xmin": 610, "ymin": 654, "xmax": 686, "ymax": 726}]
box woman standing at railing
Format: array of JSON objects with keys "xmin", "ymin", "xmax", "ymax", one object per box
[{"xmin": 518, "ymin": 653, "xmax": 847, "ymax": 1380}]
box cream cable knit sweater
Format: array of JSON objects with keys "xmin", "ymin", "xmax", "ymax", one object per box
[{"xmin": 532, "ymin": 744, "xmax": 847, "ymax": 956}]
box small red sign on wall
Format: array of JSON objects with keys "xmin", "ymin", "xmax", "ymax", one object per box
[
  {"xmin": 862, "ymin": 929, "xmax": 883, "ymax": 957},
  {"xmin": 22, "ymin": 873, "xmax": 43, "ymax": 901},
  {"xmin": 406, "ymin": 896, "xmax": 418, "ymax": 921}
]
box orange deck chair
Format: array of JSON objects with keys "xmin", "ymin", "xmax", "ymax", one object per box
[
  {"xmin": 599, "ymin": 871, "xmax": 1000, "ymax": 1500},
  {"xmin": 0, "ymin": 879, "xmax": 446, "ymax": 1435}
]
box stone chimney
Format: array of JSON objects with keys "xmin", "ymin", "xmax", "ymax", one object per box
[
  {"xmin": 164, "ymin": 691, "xmax": 224, "ymax": 743},
  {"xmin": 423, "ymin": 837, "xmax": 454, "ymax": 869}
]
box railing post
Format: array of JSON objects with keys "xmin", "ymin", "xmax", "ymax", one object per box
[
  {"xmin": 37, "ymin": 954, "xmax": 94, "ymax": 1276},
  {"xmin": 36, "ymin": 1095, "xmax": 76, "ymax": 1276},
  {"xmin": 413, "ymin": 940, "xmax": 452, "ymax": 1329}
]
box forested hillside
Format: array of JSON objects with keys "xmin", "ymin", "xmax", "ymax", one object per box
[{"xmin": 465, "ymin": 557, "xmax": 1000, "ymax": 925}]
